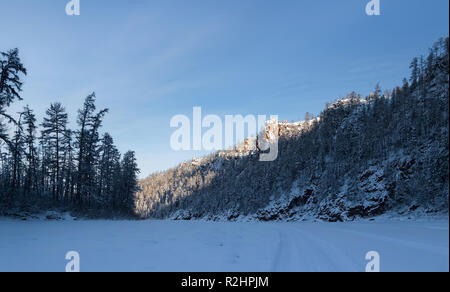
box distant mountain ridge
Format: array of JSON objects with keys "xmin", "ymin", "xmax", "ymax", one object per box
[{"xmin": 135, "ymin": 37, "xmax": 449, "ymax": 222}]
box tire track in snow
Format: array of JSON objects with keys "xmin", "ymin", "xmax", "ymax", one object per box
[{"xmin": 271, "ymin": 225, "xmax": 358, "ymax": 272}]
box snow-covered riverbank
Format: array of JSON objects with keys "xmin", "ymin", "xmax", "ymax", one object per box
[{"xmin": 0, "ymin": 219, "xmax": 448, "ymax": 272}]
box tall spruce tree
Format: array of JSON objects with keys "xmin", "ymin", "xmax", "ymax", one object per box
[
  {"xmin": 21, "ymin": 106, "xmax": 38, "ymax": 194},
  {"xmin": 41, "ymin": 103, "xmax": 69, "ymax": 201},
  {"xmin": 120, "ymin": 151, "xmax": 140, "ymax": 212},
  {"xmin": 0, "ymin": 49, "xmax": 27, "ymax": 147},
  {"xmin": 75, "ymin": 93, "xmax": 108, "ymax": 206}
]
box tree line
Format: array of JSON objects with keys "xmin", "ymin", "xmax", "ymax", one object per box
[{"xmin": 0, "ymin": 49, "xmax": 139, "ymax": 216}]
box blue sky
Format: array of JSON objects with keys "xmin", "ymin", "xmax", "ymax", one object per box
[{"xmin": 0, "ymin": 0, "xmax": 448, "ymax": 177}]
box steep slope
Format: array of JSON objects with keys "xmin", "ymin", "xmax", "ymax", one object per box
[{"xmin": 135, "ymin": 37, "xmax": 449, "ymax": 222}]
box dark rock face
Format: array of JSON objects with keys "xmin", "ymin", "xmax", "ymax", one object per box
[
  {"xmin": 46, "ymin": 214, "xmax": 62, "ymax": 220},
  {"xmin": 288, "ymin": 189, "xmax": 313, "ymax": 209}
]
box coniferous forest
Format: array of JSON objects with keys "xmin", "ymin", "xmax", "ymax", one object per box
[
  {"xmin": 136, "ymin": 37, "xmax": 449, "ymax": 222},
  {"xmin": 0, "ymin": 49, "xmax": 139, "ymax": 218}
]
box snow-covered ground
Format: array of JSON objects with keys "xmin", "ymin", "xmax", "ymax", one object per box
[{"xmin": 0, "ymin": 218, "xmax": 448, "ymax": 272}]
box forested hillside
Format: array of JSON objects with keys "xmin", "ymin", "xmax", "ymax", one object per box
[
  {"xmin": 0, "ymin": 49, "xmax": 139, "ymax": 218},
  {"xmin": 135, "ymin": 37, "xmax": 449, "ymax": 222}
]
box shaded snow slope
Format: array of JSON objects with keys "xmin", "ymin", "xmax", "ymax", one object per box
[
  {"xmin": 135, "ymin": 39, "xmax": 449, "ymax": 222},
  {"xmin": 0, "ymin": 219, "xmax": 448, "ymax": 272}
]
